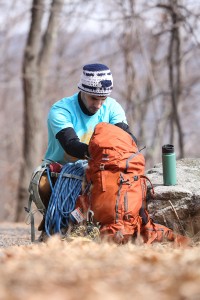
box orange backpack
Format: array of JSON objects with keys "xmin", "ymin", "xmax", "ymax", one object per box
[
  {"xmin": 83, "ymin": 122, "xmax": 147, "ymax": 243},
  {"xmin": 77, "ymin": 122, "xmax": 190, "ymax": 246}
]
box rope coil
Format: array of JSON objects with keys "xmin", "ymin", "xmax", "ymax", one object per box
[{"xmin": 45, "ymin": 160, "xmax": 88, "ymax": 236}]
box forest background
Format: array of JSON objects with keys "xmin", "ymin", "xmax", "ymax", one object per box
[{"xmin": 0, "ymin": 0, "xmax": 199, "ymax": 222}]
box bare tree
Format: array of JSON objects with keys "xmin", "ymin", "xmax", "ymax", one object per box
[
  {"xmin": 114, "ymin": 1, "xmax": 139, "ymax": 131},
  {"xmin": 114, "ymin": 0, "xmax": 156, "ymax": 154},
  {"xmin": 157, "ymin": 0, "xmax": 184, "ymax": 157},
  {"xmin": 0, "ymin": 0, "xmax": 200, "ymax": 222},
  {"xmin": 15, "ymin": 0, "xmax": 63, "ymax": 221}
]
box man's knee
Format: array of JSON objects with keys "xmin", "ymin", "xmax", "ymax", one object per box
[{"xmin": 38, "ymin": 174, "xmax": 52, "ymax": 208}]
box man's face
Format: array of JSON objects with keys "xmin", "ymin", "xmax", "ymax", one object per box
[{"xmin": 81, "ymin": 92, "xmax": 107, "ymax": 114}]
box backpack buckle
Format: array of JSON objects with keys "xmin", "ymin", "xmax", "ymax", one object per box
[
  {"xmin": 99, "ymin": 164, "xmax": 105, "ymax": 170},
  {"xmin": 119, "ymin": 173, "xmax": 130, "ymax": 185},
  {"xmin": 102, "ymin": 154, "xmax": 109, "ymax": 161}
]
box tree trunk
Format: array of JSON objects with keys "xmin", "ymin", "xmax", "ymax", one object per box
[
  {"xmin": 168, "ymin": 0, "xmax": 184, "ymax": 157},
  {"xmin": 15, "ymin": 0, "xmax": 63, "ymax": 221},
  {"xmin": 157, "ymin": 0, "xmax": 184, "ymax": 158}
]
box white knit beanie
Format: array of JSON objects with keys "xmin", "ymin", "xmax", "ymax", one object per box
[{"xmin": 78, "ymin": 63, "xmax": 113, "ymax": 96}]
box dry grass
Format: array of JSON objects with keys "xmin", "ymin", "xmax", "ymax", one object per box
[{"xmin": 0, "ymin": 234, "xmax": 200, "ymax": 300}]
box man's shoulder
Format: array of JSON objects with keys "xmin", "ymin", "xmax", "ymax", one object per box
[
  {"xmin": 104, "ymin": 96, "xmax": 123, "ymax": 109},
  {"xmin": 52, "ymin": 93, "xmax": 78, "ymax": 109},
  {"xmin": 104, "ymin": 96, "xmax": 117, "ymax": 106},
  {"xmin": 106, "ymin": 96, "xmax": 116, "ymax": 102},
  {"xmin": 48, "ymin": 93, "xmax": 78, "ymax": 119}
]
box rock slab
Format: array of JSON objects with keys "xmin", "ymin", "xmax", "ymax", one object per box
[{"xmin": 146, "ymin": 158, "xmax": 200, "ymax": 239}]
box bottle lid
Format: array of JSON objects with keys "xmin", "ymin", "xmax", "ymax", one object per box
[{"xmin": 162, "ymin": 144, "xmax": 175, "ymax": 154}]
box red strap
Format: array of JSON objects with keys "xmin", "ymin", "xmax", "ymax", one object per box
[
  {"xmin": 140, "ymin": 175, "xmax": 155, "ymax": 198},
  {"xmin": 49, "ymin": 162, "xmax": 62, "ymax": 173}
]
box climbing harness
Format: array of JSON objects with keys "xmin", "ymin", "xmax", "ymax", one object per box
[{"xmin": 25, "ymin": 165, "xmax": 48, "ymax": 242}]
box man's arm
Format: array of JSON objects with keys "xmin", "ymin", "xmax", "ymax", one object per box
[
  {"xmin": 56, "ymin": 127, "xmax": 89, "ymax": 159},
  {"xmin": 56, "ymin": 124, "xmax": 137, "ymax": 159},
  {"xmin": 114, "ymin": 122, "xmax": 137, "ymax": 144}
]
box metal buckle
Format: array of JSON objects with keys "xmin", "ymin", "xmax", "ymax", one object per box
[{"xmin": 99, "ymin": 164, "xmax": 105, "ymax": 170}]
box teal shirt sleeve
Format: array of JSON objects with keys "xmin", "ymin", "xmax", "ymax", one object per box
[
  {"xmin": 108, "ymin": 100, "xmax": 127, "ymax": 125},
  {"xmin": 48, "ymin": 105, "xmax": 74, "ymax": 137}
]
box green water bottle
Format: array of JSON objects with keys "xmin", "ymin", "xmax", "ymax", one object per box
[{"xmin": 162, "ymin": 144, "xmax": 177, "ymax": 186}]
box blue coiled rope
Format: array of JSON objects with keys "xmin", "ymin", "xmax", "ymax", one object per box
[{"xmin": 45, "ymin": 160, "xmax": 88, "ymax": 236}]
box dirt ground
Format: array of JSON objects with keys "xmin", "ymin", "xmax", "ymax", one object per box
[
  {"xmin": 0, "ymin": 222, "xmax": 32, "ymax": 248},
  {"xmin": 0, "ymin": 222, "xmax": 200, "ymax": 300}
]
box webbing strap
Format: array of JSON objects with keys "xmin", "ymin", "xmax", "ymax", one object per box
[
  {"xmin": 51, "ymin": 172, "xmax": 83, "ymax": 181},
  {"xmin": 26, "ymin": 166, "xmax": 47, "ymax": 243},
  {"xmin": 26, "ymin": 195, "xmax": 36, "ymax": 242},
  {"xmin": 29, "ymin": 167, "xmax": 46, "ymax": 212},
  {"xmin": 62, "ymin": 173, "xmax": 83, "ymax": 181},
  {"xmin": 145, "ymin": 220, "xmax": 159, "ymax": 244},
  {"xmin": 115, "ymin": 178, "xmax": 123, "ymax": 223},
  {"xmin": 125, "ymin": 151, "xmax": 139, "ymax": 173}
]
